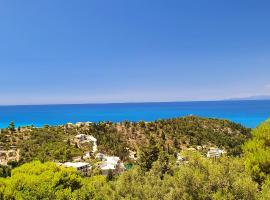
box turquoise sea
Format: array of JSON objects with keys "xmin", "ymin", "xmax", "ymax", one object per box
[{"xmin": 0, "ymin": 100, "xmax": 270, "ymax": 128}]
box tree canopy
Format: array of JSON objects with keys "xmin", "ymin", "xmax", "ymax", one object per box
[
  {"xmin": 1, "ymin": 117, "xmax": 270, "ymax": 199},
  {"xmin": 243, "ymin": 119, "xmax": 270, "ymax": 185}
]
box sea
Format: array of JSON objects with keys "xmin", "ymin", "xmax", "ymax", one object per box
[{"xmin": 0, "ymin": 100, "xmax": 270, "ymax": 129}]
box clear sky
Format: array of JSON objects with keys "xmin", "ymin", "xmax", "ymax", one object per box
[{"xmin": 0, "ymin": 0, "xmax": 270, "ymax": 105}]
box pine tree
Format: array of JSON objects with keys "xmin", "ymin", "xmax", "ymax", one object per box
[{"xmin": 8, "ymin": 121, "xmax": 15, "ymax": 133}]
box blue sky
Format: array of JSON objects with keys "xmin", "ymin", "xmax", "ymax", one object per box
[{"xmin": 0, "ymin": 0, "xmax": 270, "ymax": 105}]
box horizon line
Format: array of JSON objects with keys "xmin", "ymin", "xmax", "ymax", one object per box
[{"xmin": 0, "ymin": 99, "xmax": 270, "ymax": 107}]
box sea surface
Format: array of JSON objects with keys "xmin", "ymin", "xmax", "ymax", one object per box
[{"xmin": 0, "ymin": 100, "xmax": 270, "ymax": 128}]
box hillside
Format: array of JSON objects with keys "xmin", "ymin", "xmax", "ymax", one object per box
[
  {"xmin": 113, "ymin": 116, "xmax": 251, "ymax": 156},
  {"xmin": 0, "ymin": 116, "xmax": 251, "ymax": 165},
  {"xmin": 2, "ymin": 117, "xmax": 269, "ymax": 200}
]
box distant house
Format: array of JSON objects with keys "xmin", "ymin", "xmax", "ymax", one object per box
[
  {"xmin": 74, "ymin": 134, "xmax": 97, "ymax": 153},
  {"xmin": 106, "ymin": 156, "xmax": 120, "ymax": 165},
  {"xmin": 207, "ymin": 148, "xmax": 226, "ymax": 159},
  {"xmin": 76, "ymin": 122, "xmax": 84, "ymax": 127},
  {"xmin": 60, "ymin": 162, "xmax": 91, "ymax": 176},
  {"xmin": 176, "ymin": 153, "xmax": 188, "ymax": 164},
  {"xmin": 99, "ymin": 163, "xmax": 117, "ymax": 175},
  {"xmin": 98, "ymin": 156, "xmax": 125, "ymax": 175},
  {"xmin": 84, "ymin": 122, "xmax": 93, "ymax": 126},
  {"xmin": 75, "ymin": 122, "xmax": 92, "ymax": 127}
]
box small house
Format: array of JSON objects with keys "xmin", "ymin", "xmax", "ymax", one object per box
[
  {"xmin": 98, "ymin": 156, "xmax": 125, "ymax": 175},
  {"xmin": 207, "ymin": 148, "xmax": 226, "ymax": 159},
  {"xmin": 61, "ymin": 162, "xmax": 91, "ymax": 176}
]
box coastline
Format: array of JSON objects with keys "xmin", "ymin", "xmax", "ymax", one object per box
[{"xmin": 0, "ymin": 100, "xmax": 270, "ymax": 129}]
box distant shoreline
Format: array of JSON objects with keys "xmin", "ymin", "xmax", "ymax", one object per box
[
  {"xmin": 0, "ymin": 100, "xmax": 269, "ymax": 129},
  {"xmin": 1, "ymin": 99, "xmax": 270, "ymax": 107}
]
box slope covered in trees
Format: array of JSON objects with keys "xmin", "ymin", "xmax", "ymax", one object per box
[
  {"xmin": 115, "ymin": 116, "xmax": 251, "ymax": 156},
  {"xmin": 0, "ymin": 116, "xmax": 252, "ymax": 165},
  {"xmin": 5, "ymin": 116, "xmax": 250, "ymax": 164},
  {"xmin": 1, "ymin": 117, "xmax": 270, "ymax": 199},
  {"xmin": 0, "ymin": 151, "xmax": 268, "ymax": 200}
]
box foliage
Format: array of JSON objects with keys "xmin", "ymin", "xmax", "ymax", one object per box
[
  {"xmin": 0, "ymin": 161, "xmax": 108, "ymax": 200},
  {"xmin": 8, "ymin": 122, "xmax": 15, "ymax": 133},
  {"xmin": 18, "ymin": 126, "xmax": 82, "ymax": 163},
  {"xmin": 137, "ymin": 137, "xmax": 159, "ymax": 172},
  {"xmin": 0, "ymin": 150, "xmax": 264, "ymax": 200},
  {"xmin": 1, "ymin": 116, "xmax": 267, "ymax": 200},
  {"xmin": 86, "ymin": 122, "xmax": 129, "ymax": 160},
  {"xmin": 1, "ymin": 116, "xmax": 251, "ymax": 164},
  {"xmin": 0, "ymin": 165, "xmax": 11, "ymax": 178},
  {"xmin": 117, "ymin": 116, "xmax": 251, "ymax": 156},
  {"xmin": 243, "ymin": 119, "xmax": 270, "ymax": 184},
  {"xmin": 108, "ymin": 152, "xmax": 258, "ymax": 200}
]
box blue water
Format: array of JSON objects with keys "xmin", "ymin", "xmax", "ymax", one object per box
[{"xmin": 0, "ymin": 100, "xmax": 270, "ymax": 128}]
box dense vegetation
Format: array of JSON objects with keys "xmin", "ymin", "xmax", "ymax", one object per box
[
  {"xmin": 1, "ymin": 116, "xmax": 251, "ymax": 165},
  {"xmin": 19, "ymin": 126, "xmax": 83, "ymax": 163},
  {"xmin": 0, "ymin": 117, "xmax": 250, "ymax": 179},
  {"xmin": 243, "ymin": 119, "xmax": 270, "ymax": 186},
  {"xmin": 0, "ymin": 149, "xmax": 270, "ymax": 199},
  {"xmin": 116, "ymin": 116, "xmax": 251, "ymax": 156},
  {"xmin": 2, "ymin": 116, "xmax": 269, "ymax": 200}
]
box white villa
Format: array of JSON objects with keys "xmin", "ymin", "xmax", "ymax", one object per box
[
  {"xmin": 98, "ymin": 156, "xmax": 125, "ymax": 175},
  {"xmin": 176, "ymin": 153, "xmax": 188, "ymax": 164},
  {"xmin": 106, "ymin": 156, "xmax": 120, "ymax": 165},
  {"xmin": 76, "ymin": 122, "xmax": 84, "ymax": 127},
  {"xmin": 60, "ymin": 162, "xmax": 91, "ymax": 176},
  {"xmin": 75, "ymin": 122, "xmax": 92, "ymax": 127},
  {"xmin": 207, "ymin": 148, "xmax": 226, "ymax": 159}
]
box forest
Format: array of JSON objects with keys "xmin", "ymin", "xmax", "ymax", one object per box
[{"xmin": 0, "ymin": 116, "xmax": 269, "ymax": 199}]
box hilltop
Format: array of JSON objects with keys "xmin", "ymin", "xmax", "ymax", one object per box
[{"xmin": 0, "ymin": 116, "xmax": 251, "ymax": 165}]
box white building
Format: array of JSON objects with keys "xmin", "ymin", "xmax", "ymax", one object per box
[
  {"xmin": 207, "ymin": 148, "xmax": 226, "ymax": 159},
  {"xmin": 99, "ymin": 163, "xmax": 117, "ymax": 175},
  {"xmin": 76, "ymin": 122, "xmax": 84, "ymax": 127},
  {"xmin": 176, "ymin": 153, "xmax": 188, "ymax": 164},
  {"xmin": 106, "ymin": 156, "xmax": 120, "ymax": 165},
  {"xmin": 75, "ymin": 122, "xmax": 92, "ymax": 127},
  {"xmin": 84, "ymin": 122, "xmax": 93, "ymax": 126},
  {"xmin": 61, "ymin": 162, "xmax": 91, "ymax": 176},
  {"xmin": 98, "ymin": 156, "xmax": 125, "ymax": 175}
]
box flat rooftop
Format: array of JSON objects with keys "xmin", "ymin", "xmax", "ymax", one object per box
[{"xmin": 62, "ymin": 162, "xmax": 90, "ymax": 168}]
